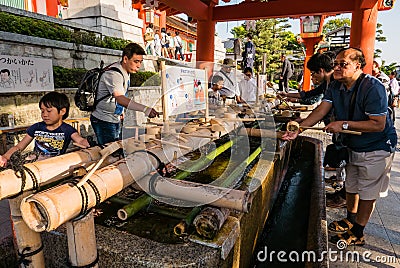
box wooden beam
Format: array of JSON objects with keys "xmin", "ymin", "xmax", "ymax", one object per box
[
  {"xmin": 360, "ymin": 0, "xmax": 379, "ymax": 9},
  {"xmin": 160, "ymin": 0, "xmax": 208, "ymax": 20},
  {"xmin": 213, "ymin": 0, "xmax": 355, "ymax": 21}
]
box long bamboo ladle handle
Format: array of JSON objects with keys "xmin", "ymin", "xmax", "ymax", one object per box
[
  {"xmin": 77, "ymin": 142, "xmax": 122, "ymax": 187},
  {"xmin": 299, "ymin": 126, "xmax": 362, "ymax": 135}
]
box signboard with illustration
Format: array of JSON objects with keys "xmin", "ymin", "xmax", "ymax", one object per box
[
  {"xmin": 0, "ymin": 55, "xmax": 54, "ymax": 93},
  {"xmin": 165, "ymin": 66, "xmax": 206, "ymax": 116}
]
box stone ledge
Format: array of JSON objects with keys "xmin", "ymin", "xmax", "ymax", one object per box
[
  {"xmin": 0, "ymin": 4, "xmax": 102, "ymax": 34},
  {"xmin": 0, "ymin": 31, "xmax": 122, "ymax": 56}
]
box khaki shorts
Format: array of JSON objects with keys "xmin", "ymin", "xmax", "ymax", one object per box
[{"xmin": 345, "ymin": 150, "xmax": 394, "ymax": 200}]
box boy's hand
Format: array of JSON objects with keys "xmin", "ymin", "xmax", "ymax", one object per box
[{"xmin": 0, "ymin": 155, "xmax": 8, "ymax": 167}]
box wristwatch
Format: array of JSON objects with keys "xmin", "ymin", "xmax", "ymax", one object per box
[{"xmin": 342, "ymin": 121, "xmax": 349, "ymax": 130}]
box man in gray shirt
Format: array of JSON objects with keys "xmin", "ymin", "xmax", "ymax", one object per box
[
  {"xmin": 91, "ymin": 43, "xmax": 158, "ymax": 145},
  {"xmin": 215, "ymin": 58, "xmax": 240, "ymax": 104}
]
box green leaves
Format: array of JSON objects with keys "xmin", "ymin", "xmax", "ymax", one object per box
[{"xmin": 0, "ymin": 11, "xmax": 130, "ymax": 51}]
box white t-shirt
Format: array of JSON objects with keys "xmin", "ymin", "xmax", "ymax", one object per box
[
  {"xmin": 238, "ymin": 77, "xmax": 257, "ymax": 103},
  {"xmin": 174, "ymin": 36, "xmax": 182, "ymax": 48},
  {"xmin": 208, "ymin": 89, "xmax": 221, "ymax": 105},
  {"xmin": 390, "ymin": 78, "xmax": 399, "ymax": 96}
]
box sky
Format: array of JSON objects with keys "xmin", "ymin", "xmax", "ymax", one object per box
[{"xmin": 215, "ymin": 2, "xmax": 400, "ymax": 65}]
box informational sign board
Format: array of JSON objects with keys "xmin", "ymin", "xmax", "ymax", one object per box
[
  {"xmin": 0, "ymin": 55, "xmax": 54, "ymax": 93},
  {"xmin": 164, "ymin": 66, "xmax": 206, "ymax": 116}
]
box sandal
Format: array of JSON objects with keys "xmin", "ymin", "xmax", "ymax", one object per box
[
  {"xmin": 328, "ymin": 218, "xmax": 353, "ymax": 233},
  {"xmin": 330, "ymin": 230, "xmax": 365, "ymax": 246},
  {"xmin": 325, "ymin": 175, "xmax": 337, "ymax": 184}
]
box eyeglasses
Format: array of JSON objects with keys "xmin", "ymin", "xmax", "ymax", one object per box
[
  {"xmin": 333, "ymin": 61, "xmax": 350, "ymax": 68},
  {"xmin": 244, "ymin": 73, "xmax": 252, "ymax": 77}
]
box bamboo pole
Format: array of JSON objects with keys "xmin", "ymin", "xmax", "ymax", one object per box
[
  {"xmin": 193, "ymin": 207, "xmax": 230, "ymax": 239},
  {"xmin": 132, "ymin": 175, "xmax": 250, "ymax": 211},
  {"xmin": 0, "ymin": 138, "xmax": 137, "ymax": 200},
  {"xmin": 110, "ymin": 196, "xmax": 186, "ymax": 219},
  {"xmin": 174, "ymin": 146, "xmax": 262, "ymax": 235},
  {"xmin": 66, "ymin": 210, "xmax": 98, "ymax": 268},
  {"xmin": 117, "ymin": 194, "xmax": 153, "ymax": 220},
  {"xmin": 287, "ymin": 121, "xmax": 362, "ymax": 135},
  {"xmin": 9, "ymin": 192, "xmax": 45, "ymax": 268},
  {"xmin": 175, "ymin": 138, "xmax": 238, "ymax": 180},
  {"xmin": 20, "ymin": 121, "xmax": 238, "ymax": 232},
  {"xmin": 117, "ymin": 138, "xmax": 237, "ymax": 220},
  {"xmin": 238, "ymin": 128, "xmax": 284, "ymax": 139},
  {"xmin": 174, "ymin": 207, "xmax": 202, "ymax": 236},
  {"xmin": 160, "ymin": 61, "xmax": 170, "ymax": 133},
  {"xmin": 77, "ymin": 142, "xmax": 122, "ymax": 187}
]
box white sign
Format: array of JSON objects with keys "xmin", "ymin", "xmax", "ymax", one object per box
[
  {"xmin": 0, "ymin": 55, "xmax": 54, "ymax": 93},
  {"xmin": 165, "ymin": 66, "xmax": 206, "ymax": 116}
]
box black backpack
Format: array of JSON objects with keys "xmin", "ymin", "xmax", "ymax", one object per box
[{"xmin": 74, "ymin": 61, "xmax": 123, "ymax": 112}]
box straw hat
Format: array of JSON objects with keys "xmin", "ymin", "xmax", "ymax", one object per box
[{"xmin": 223, "ymin": 58, "xmax": 235, "ymax": 67}]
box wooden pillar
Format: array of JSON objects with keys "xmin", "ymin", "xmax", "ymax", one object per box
[
  {"xmin": 160, "ymin": 11, "xmax": 167, "ymax": 29},
  {"xmin": 196, "ymin": 6, "xmax": 215, "ymax": 77},
  {"xmin": 133, "ymin": 3, "xmax": 146, "ymax": 36},
  {"xmin": 66, "ymin": 210, "xmax": 98, "ymax": 268},
  {"xmin": 350, "ymin": 0, "xmax": 379, "ymax": 74},
  {"xmin": 45, "ymin": 0, "xmax": 58, "ymax": 17},
  {"xmin": 302, "ymin": 36, "xmax": 322, "ymax": 91},
  {"xmin": 31, "ymin": 0, "xmax": 37, "ymax": 12},
  {"xmin": 9, "ymin": 192, "xmax": 45, "ymax": 268}
]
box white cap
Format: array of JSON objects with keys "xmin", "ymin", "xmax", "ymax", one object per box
[{"xmin": 373, "ymin": 58, "xmax": 382, "ymax": 67}]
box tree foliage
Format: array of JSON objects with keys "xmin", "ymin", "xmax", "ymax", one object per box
[
  {"xmin": 230, "ymin": 19, "xmax": 303, "ymax": 78},
  {"xmin": 381, "ymin": 62, "xmax": 398, "ymax": 76},
  {"xmin": 322, "ymin": 18, "xmax": 387, "ymax": 59},
  {"xmin": 322, "ymin": 18, "xmax": 351, "ymax": 34}
]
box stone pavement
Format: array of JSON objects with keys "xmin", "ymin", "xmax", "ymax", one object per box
[{"xmin": 0, "ymin": 107, "xmax": 399, "ymax": 267}]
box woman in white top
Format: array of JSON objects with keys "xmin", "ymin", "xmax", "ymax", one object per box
[
  {"xmin": 167, "ymin": 32, "xmax": 175, "ymax": 59},
  {"xmin": 144, "ymin": 23, "xmax": 155, "ymax": 56},
  {"xmin": 160, "ymin": 27, "xmax": 169, "ymax": 58},
  {"xmin": 238, "ymin": 67, "xmax": 257, "ymax": 103},
  {"xmin": 153, "ymin": 30, "xmax": 162, "ymax": 57}
]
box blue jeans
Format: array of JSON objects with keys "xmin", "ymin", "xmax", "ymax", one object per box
[{"xmin": 90, "ymin": 115, "xmax": 120, "ymax": 145}]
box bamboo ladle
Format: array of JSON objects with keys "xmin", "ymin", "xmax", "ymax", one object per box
[{"xmin": 287, "ymin": 121, "xmax": 362, "ymax": 135}]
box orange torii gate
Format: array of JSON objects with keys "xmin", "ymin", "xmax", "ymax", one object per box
[{"xmin": 159, "ymin": 0, "xmax": 394, "ymax": 79}]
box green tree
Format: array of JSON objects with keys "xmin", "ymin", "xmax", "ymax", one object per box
[
  {"xmin": 231, "ymin": 19, "xmax": 302, "ymax": 78},
  {"xmin": 381, "ymin": 62, "xmax": 398, "ymax": 76},
  {"xmin": 322, "ymin": 18, "xmax": 386, "ymax": 58},
  {"xmin": 322, "ymin": 18, "xmax": 351, "ymax": 34}
]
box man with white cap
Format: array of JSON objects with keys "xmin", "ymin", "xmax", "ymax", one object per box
[
  {"xmin": 215, "ymin": 58, "xmax": 240, "ymax": 104},
  {"xmin": 372, "ymin": 58, "xmax": 390, "ymax": 90}
]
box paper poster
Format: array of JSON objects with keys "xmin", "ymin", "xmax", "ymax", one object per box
[
  {"xmin": 165, "ymin": 66, "xmax": 206, "ymax": 116},
  {"xmin": 0, "ymin": 55, "xmax": 54, "ymax": 93}
]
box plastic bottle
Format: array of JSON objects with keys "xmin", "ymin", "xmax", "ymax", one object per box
[{"xmin": 8, "ymin": 113, "xmax": 15, "ymax": 128}]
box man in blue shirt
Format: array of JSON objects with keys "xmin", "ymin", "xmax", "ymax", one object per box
[{"xmin": 283, "ymin": 47, "xmax": 397, "ymax": 246}]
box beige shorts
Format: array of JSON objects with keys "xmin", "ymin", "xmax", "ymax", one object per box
[{"xmin": 346, "ymin": 150, "xmax": 394, "ymax": 200}]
